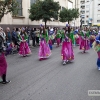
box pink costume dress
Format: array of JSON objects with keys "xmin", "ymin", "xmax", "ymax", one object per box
[
  {"xmin": 61, "ymin": 38, "xmax": 74, "ymax": 61},
  {"xmin": 0, "ymin": 53, "xmax": 7, "ymax": 76},
  {"xmin": 19, "ymin": 33, "xmax": 31, "ymax": 56},
  {"xmin": 39, "ymin": 32, "xmax": 51, "ymax": 59},
  {"xmin": 80, "ymin": 31, "xmax": 90, "ymax": 51}
]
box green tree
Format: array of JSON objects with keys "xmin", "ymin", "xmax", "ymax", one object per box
[
  {"xmin": 72, "ymin": 8, "xmax": 80, "ymax": 20},
  {"xmin": 59, "ymin": 8, "xmax": 79, "ymax": 24},
  {"xmin": 29, "ymin": 0, "xmax": 61, "ymax": 28},
  {"xmin": 72, "ymin": 8, "xmax": 80, "ymax": 26},
  {"xmin": 0, "ymin": 0, "xmax": 19, "ymax": 22}
]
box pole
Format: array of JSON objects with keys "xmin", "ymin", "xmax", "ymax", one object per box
[{"xmin": 80, "ymin": 18, "xmax": 82, "ymax": 28}]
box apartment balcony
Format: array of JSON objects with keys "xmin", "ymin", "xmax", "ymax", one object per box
[
  {"xmin": 80, "ymin": 9, "xmax": 85, "ymax": 12},
  {"xmin": 80, "ymin": 12, "xmax": 85, "ymax": 15},
  {"xmin": 81, "ymin": 3, "xmax": 85, "ymax": 6},
  {"xmin": 80, "ymin": 5, "xmax": 85, "ymax": 9},
  {"xmin": 81, "ymin": 5, "xmax": 85, "ymax": 7}
]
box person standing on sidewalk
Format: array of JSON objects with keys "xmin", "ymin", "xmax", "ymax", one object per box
[
  {"xmin": 0, "ymin": 28, "xmax": 11, "ymax": 84},
  {"xmin": 35, "ymin": 28, "xmax": 40, "ymax": 46},
  {"xmin": 6, "ymin": 27, "xmax": 12, "ymax": 44},
  {"xmin": 31, "ymin": 28, "xmax": 36, "ymax": 47}
]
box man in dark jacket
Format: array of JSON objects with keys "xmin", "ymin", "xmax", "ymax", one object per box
[{"xmin": 31, "ymin": 28, "xmax": 36, "ymax": 47}]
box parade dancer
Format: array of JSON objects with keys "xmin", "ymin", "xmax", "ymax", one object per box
[
  {"xmin": 19, "ymin": 28, "xmax": 31, "ymax": 57},
  {"xmin": 60, "ymin": 29, "xmax": 65, "ymax": 42},
  {"xmin": 74, "ymin": 28, "xmax": 79, "ymax": 46},
  {"xmin": 48, "ymin": 28, "xmax": 54, "ymax": 50},
  {"xmin": 39, "ymin": 25, "xmax": 51, "ymax": 61},
  {"xmin": 69, "ymin": 28, "xmax": 76, "ymax": 47},
  {"xmin": 92, "ymin": 31, "xmax": 100, "ymax": 70},
  {"xmin": 61, "ymin": 27, "xmax": 74, "ymax": 65},
  {"xmin": 56, "ymin": 29, "xmax": 61, "ymax": 47},
  {"xmin": 89, "ymin": 30, "xmax": 95, "ymax": 48},
  {"xmin": 80, "ymin": 28, "xmax": 90, "ymax": 53},
  {"xmin": 0, "ymin": 32, "xmax": 11, "ymax": 84}
]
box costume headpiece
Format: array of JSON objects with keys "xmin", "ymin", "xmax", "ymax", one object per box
[
  {"xmin": 40, "ymin": 24, "xmax": 44, "ymax": 27},
  {"xmin": 66, "ymin": 24, "xmax": 69, "ymax": 27}
]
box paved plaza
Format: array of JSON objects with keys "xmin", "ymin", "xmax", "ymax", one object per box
[{"xmin": 0, "ymin": 45, "xmax": 100, "ymax": 100}]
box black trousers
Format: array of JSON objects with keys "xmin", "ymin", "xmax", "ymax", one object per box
[
  {"xmin": 36, "ymin": 37, "xmax": 39, "ymax": 44},
  {"xmin": 2, "ymin": 74, "xmax": 6, "ymax": 82},
  {"xmin": 32, "ymin": 37, "xmax": 36, "ymax": 46}
]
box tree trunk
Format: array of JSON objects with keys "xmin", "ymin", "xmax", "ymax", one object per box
[
  {"xmin": 0, "ymin": 15, "xmax": 3, "ymax": 22},
  {"xmin": 74, "ymin": 19, "xmax": 75, "ymax": 27},
  {"xmin": 0, "ymin": 11, "xmax": 5, "ymax": 22},
  {"xmin": 45, "ymin": 20, "xmax": 47, "ymax": 28},
  {"xmin": 0, "ymin": 18, "xmax": 2, "ymax": 22}
]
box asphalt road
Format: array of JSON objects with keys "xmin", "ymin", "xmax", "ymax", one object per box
[{"xmin": 0, "ymin": 45, "xmax": 100, "ymax": 100}]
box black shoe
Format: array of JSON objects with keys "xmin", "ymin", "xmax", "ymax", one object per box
[{"xmin": 0, "ymin": 80, "xmax": 11, "ymax": 84}]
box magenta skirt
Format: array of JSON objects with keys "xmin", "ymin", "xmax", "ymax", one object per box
[
  {"xmin": 97, "ymin": 51, "xmax": 100, "ymax": 59},
  {"xmin": 80, "ymin": 39, "xmax": 90, "ymax": 50},
  {"xmin": 76, "ymin": 38, "xmax": 79, "ymax": 45},
  {"xmin": 61, "ymin": 40, "xmax": 74, "ymax": 61},
  {"xmin": 39, "ymin": 40, "xmax": 51, "ymax": 59},
  {"xmin": 19, "ymin": 41, "xmax": 31, "ymax": 56},
  {"xmin": 56, "ymin": 38, "xmax": 60, "ymax": 45},
  {"xmin": 0, "ymin": 53, "xmax": 7, "ymax": 76}
]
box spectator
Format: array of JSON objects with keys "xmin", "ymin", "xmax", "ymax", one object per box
[
  {"xmin": 12, "ymin": 27, "xmax": 17, "ymax": 45},
  {"xmin": 6, "ymin": 27, "xmax": 12, "ymax": 43},
  {"xmin": 36, "ymin": 28, "xmax": 40, "ymax": 46},
  {"xmin": 25, "ymin": 27, "xmax": 31, "ymax": 46},
  {"xmin": 31, "ymin": 28, "xmax": 36, "ymax": 47}
]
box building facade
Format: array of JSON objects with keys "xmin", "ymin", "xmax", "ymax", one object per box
[
  {"xmin": 0, "ymin": 0, "xmax": 80, "ymax": 29},
  {"xmin": 80, "ymin": 0, "xmax": 100, "ymax": 27}
]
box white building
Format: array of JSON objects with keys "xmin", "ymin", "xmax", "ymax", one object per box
[
  {"xmin": 0, "ymin": 0, "xmax": 80, "ymax": 29},
  {"xmin": 80, "ymin": 0, "xmax": 100, "ymax": 27}
]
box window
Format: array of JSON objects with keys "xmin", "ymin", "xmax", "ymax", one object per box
[
  {"xmin": 98, "ymin": 14, "xmax": 100, "ymax": 17},
  {"xmin": 30, "ymin": 0, "xmax": 36, "ymax": 5},
  {"xmin": 82, "ymin": 21, "xmax": 85, "ymax": 24},
  {"xmin": 68, "ymin": 1, "xmax": 73, "ymax": 9},
  {"xmin": 97, "ymin": 20, "xmax": 100, "ymax": 22},
  {"xmin": 16, "ymin": 0, "xmax": 22, "ymax": 16},
  {"xmin": 62, "ymin": 7, "xmax": 65, "ymax": 10}
]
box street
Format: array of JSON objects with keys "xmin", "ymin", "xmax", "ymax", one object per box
[{"xmin": 0, "ymin": 45, "xmax": 100, "ymax": 100}]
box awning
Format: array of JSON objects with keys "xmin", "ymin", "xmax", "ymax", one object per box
[{"xmin": 92, "ymin": 24, "xmax": 100, "ymax": 26}]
